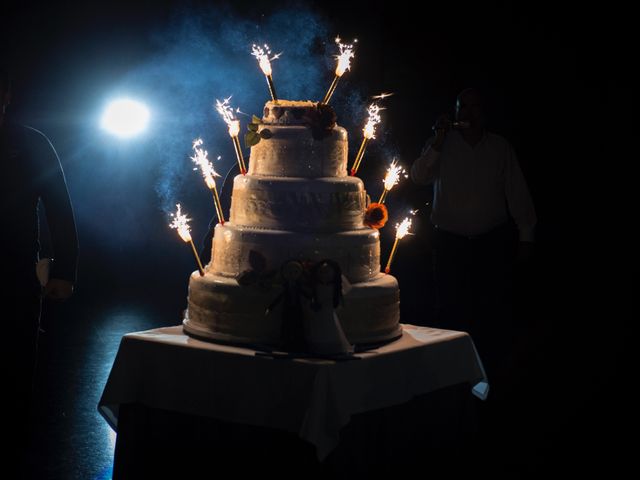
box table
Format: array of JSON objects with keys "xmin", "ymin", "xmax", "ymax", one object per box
[{"xmin": 99, "ymin": 324, "xmax": 488, "ymax": 477}]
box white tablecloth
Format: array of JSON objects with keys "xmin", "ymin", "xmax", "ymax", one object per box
[{"xmin": 98, "ymin": 323, "xmax": 488, "ymax": 460}]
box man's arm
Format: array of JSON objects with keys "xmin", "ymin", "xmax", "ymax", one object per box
[
  {"xmin": 504, "ymin": 144, "xmax": 537, "ymax": 243},
  {"xmin": 411, "ymin": 137, "xmax": 440, "ymax": 185},
  {"xmin": 410, "ymin": 115, "xmax": 450, "ymax": 185},
  {"xmin": 30, "ymin": 127, "xmax": 78, "ymax": 288}
]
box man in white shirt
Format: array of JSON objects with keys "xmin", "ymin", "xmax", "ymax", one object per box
[{"xmin": 411, "ymin": 88, "xmax": 536, "ymax": 386}]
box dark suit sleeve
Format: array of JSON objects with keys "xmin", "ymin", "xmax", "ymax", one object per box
[{"xmin": 30, "ymin": 128, "xmax": 79, "ymax": 282}]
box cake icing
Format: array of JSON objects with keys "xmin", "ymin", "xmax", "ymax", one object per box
[{"xmin": 183, "ymin": 101, "xmax": 401, "ymax": 350}]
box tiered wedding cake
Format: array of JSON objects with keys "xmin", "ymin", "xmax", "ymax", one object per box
[{"xmin": 183, "ymin": 100, "xmax": 401, "ymax": 350}]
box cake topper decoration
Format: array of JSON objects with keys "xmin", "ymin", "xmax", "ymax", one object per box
[
  {"xmin": 215, "ymin": 96, "xmax": 247, "ymax": 175},
  {"xmin": 169, "ymin": 203, "xmax": 205, "ymax": 276},
  {"xmin": 252, "ymin": 44, "xmax": 281, "ymax": 102},
  {"xmin": 321, "ymin": 37, "xmax": 356, "ymax": 105},
  {"xmin": 190, "ymin": 138, "xmax": 225, "ymax": 225}
]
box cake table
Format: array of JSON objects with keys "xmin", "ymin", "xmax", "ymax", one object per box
[{"xmin": 99, "ymin": 323, "xmax": 487, "ymax": 477}]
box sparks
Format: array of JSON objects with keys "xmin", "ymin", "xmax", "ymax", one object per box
[
  {"xmin": 395, "ymin": 217, "xmax": 413, "ymax": 239},
  {"xmin": 251, "ymin": 44, "xmax": 279, "ymax": 76},
  {"xmin": 321, "ymin": 37, "xmax": 357, "ymax": 104},
  {"xmin": 384, "ymin": 215, "xmax": 413, "ymax": 274},
  {"xmin": 169, "ymin": 203, "xmax": 192, "ymax": 243},
  {"xmin": 215, "ymin": 97, "xmax": 239, "ymax": 135},
  {"xmin": 383, "ymin": 159, "xmax": 407, "ymax": 191},
  {"xmin": 363, "ymin": 103, "xmax": 382, "ymax": 139},
  {"xmin": 372, "ymin": 92, "xmax": 395, "ymax": 100},
  {"xmin": 215, "ymin": 97, "xmax": 247, "ymax": 174},
  {"xmin": 190, "ymin": 138, "xmax": 225, "ymax": 224},
  {"xmin": 350, "ymin": 103, "xmax": 383, "ymax": 176},
  {"xmin": 252, "ymin": 44, "xmax": 279, "ymax": 101},
  {"xmin": 334, "ymin": 37, "xmax": 356, "ymax": 76},
  {"xmin": 378, "ymin": 158, "xmax": 407, "ymax": 203},
  {"xmin": 191, "ymin": 138, "xmax": 220, "ymax": 190},
  {"xmin": 169, "ymin": 203, "xmax": 205, "ymax": 275}
]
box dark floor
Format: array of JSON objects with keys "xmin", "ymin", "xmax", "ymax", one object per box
[
  {"xmin": 23, "ymin": 253, "xmax": 629, "ymax": 479},
  {"xmin": 26, "ymin": 284, "xmax": 186, "ymax": 480}
]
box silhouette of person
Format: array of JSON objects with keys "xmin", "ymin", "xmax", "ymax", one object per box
[
  {"xmin": 1, "ymin": 65, "xmax": 78, "ymax": 473},
  {"xmin": 411, "ymin": 88, "xmax": 536, "ymax": 386}
]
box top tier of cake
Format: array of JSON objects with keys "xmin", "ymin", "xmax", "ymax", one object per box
[
  {"xmin": 249, "ymin": 100, "xmax": 347, "ymax": 178},
  {"xmin": 262, "ymin": 100, "xmax": 330, "ymax": 125}
]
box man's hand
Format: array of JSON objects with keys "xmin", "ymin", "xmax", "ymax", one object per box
[
  {"xmin": 44, "ymin": 278, "xmax": 74, "ymax": 300},
  {"xmin": 431, "ymin": 114, "xmax": 451, "ymax": 150}
]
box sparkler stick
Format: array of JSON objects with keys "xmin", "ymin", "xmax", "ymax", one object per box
[
  {"xmin": 384, "ymin": 216, "xmax": 413, "ymax": 274},
  {"xmin": 191, "ymin": 138, "xmax": 225, "ymax": 225},
  {"xmin": 189, "ymin": 240, "xmax": 205, "ymax": 276},
  {"xmin": 231, "ymin": 135, "xmax": 246, "ymax": 174},
  {"xmin": 378, "ymin": 159, "xmax": 406, "ymax": 204},
  {"xmin": 216, "ymin": 97, "xmax": 247, "ymax": 174},
  {"xmin": 322, "ymin": 37, "xmax": 355, "ymax": 105},
  {"xmin": 322, "ymin": 75, "xmax": 340, "ymax": 105},
  {"xmin": 170, "ymin": 204, "xmax": 205, "ymax": 276},
  {"xmin": 252, "ymin": 44, "xmax": 280, "ymax": 101},
  {"xmin": 379, "ymin": 187, "xmax": 389, "ymax": 205},
  {"xmin": 350, "ymin": 103, "xmax": 381, "ymax": 176}
]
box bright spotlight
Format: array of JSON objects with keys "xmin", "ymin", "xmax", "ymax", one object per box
[{"xmin": 101, "ymin": 98, "xmax": 150, "ymax": 138}]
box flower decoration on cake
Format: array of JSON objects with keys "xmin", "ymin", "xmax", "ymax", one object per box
[
  {"xmin": 364, "ymin": 202, "xmax": 388, "ymax": 229},
  {"xmin": 245, "ymin": 115, "xmax": 273, "ymax": 148},
  {"xmin": 307, "ymin": 102, "xmax": 337, "ymax": 140}
]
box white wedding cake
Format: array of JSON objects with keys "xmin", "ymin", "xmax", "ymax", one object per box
[{"xmin": 183, "ymin": 100, "xmax": 401, "ymax": 350}]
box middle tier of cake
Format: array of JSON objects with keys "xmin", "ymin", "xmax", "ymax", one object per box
[{"xmin": 230, "ymin": 175, "xmax": 367, "ymax": 232}]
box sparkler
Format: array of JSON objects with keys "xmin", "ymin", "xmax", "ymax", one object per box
[
  {"xmin": 371, "ymin": 92, "xmax": 395, "ymax": 100},
  {"xmin": 350, "ymin": 103, "xmax": 381, "ymax": 176},
  {"xmin": 170, "ymin": 204, "xmax": 205, "ymax": 276},
  {"xmin": 191, "ymin": 138, "xmax": 225, "ymax": 225},
  {"xmin": 252, "ymin": 44, "xmax": 280, "ymax": 102},
  {"xmin": 378, "ymin": 159, "xmax": 407, "ymax": 204},
  {"xmin": 384, "ymin": 216, "xmax": 413, "ymax": 274},
  {"xmin": 216, "ymin": 97, "xmax": 247, "ymax": 174},
  {"xmin": 321, "ymin": 37, "xmax": 355, "ymax": 105}
]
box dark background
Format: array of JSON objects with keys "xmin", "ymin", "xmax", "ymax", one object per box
[{"xmin": 2, "ymin": 0, "xmax": 630, "ymax": 477}]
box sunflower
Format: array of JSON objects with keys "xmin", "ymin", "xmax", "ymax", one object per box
[{"xmin": 364, "ymin": 202, "xmax": 388, "ymax": 229}]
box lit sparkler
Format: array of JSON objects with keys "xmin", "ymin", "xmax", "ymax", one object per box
[
  {"xmin": 216, "ymin": 97, "xmax": 247, "ymax": 175},
  {"xmin": 191, "ymin": 138, "xmax": 225, "ymax": 225},
  {"xmin": 384, "ymin": 216, "xmax": 413, "ymax": 274},
  {"xmin": 371, "ymin": 92, "xmax": 395, "ymax": 100},
  {"xmin": 321, "ymin": 37, "xmax": 356, "ymax": 105},
  {"xmin": 252, "ymin": 44, "xmax": 280, "ymax": 102},
  {"xmin": 170, "ymin": 204, "xmax": 205, "ymax": 276},
  {"xmin": 378, "ymin": 159, "xmax": 407, "ymax": 204},
  {"xmin": 350, "ymin": 103, "xmax": 381, "ymax": 176}
]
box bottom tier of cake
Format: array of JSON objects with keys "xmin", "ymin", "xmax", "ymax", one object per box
[{"xmin": 183, "ymin": 271, "xmax": 401, "ymax": 349}]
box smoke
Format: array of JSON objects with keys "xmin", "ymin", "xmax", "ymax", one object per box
[
  {"xmin": 59, "ymin": 3, "xmax": 393, "ymax": 254},
  {"xmin": 121, "ymin": 5, "xmax": 338, "ymax": 215}
]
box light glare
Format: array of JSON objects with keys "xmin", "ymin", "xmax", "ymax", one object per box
[{"xmin": 101, "ymin": 99, "xmax": 150, "ymax": 138}]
